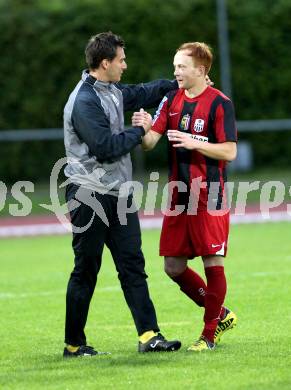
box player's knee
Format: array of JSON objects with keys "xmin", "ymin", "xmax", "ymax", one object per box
[
  {"xmin": 164, "ymin": 257, "xmax": 187, "ymax": 278},
  {"xmin": 164, "ymin": 263, "xmax": 183, "ymax": 278}
]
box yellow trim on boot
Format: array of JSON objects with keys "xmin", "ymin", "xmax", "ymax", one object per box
[
  {"xmin": 214, "ymin": 310, "xmax": 238, "ymax": 344},
  {"xmin": 66, "ymin": 344, "xmax": 80, "ymax": 353},
  {"xmin": 187, "ymin": 337, "xmax": 215, "ymax": 352},
  {"xmin": 139, "ymin": 331, "xmax": 157, "ymax": 344}
]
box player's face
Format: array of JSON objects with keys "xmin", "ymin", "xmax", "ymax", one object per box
[
  {"xmin": 106, "ymin": 46, "xmax": 127, "ymax": 82},
  {"xmin": 173, "ymin": 50, "xmax": 203, "ymax": 90}
]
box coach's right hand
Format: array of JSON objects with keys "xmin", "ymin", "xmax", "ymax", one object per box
[{"xmin": 132, "ymin": 108, "xmax": 152, "ymax": 133}]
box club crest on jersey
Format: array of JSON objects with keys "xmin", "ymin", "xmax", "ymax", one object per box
[
  {"xmin": 193, "ymin": 118, "xmax": 204, "ymax": 132},
  {"xmin": 180, "ymin": 114, "xmax": 191, "ymax": 131}
]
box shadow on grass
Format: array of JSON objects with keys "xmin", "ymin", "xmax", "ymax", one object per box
[{"xmin": 16, "ymin": 347, "xmax": 226, "ymax": 373}]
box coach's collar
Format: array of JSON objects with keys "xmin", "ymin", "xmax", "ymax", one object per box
[{"xmin": 82, "ymin": 69, "xmax": 113, "ymax": 90}]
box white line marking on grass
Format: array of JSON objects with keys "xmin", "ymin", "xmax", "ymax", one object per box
[
  {"xmin": 158, "ymin": 321, "xmax": 193, "ymax": 327},
  {"xmin": 89, "ymin": 321, "xmax": 192, "ymax": 331},
  {"xmin": 0, "ymin": 281, "xmax": 176, "ymax": 300},
  {"xmin": 0, "ymin": 290, "xmax": 65, "ymax": 299},
  {"xmin": 251, "ymin": 271, "xmax": 291, "ymax": 277},
  {"xmin": 0, "ymin": 285, "xmax": 121, "ymax": 300}
]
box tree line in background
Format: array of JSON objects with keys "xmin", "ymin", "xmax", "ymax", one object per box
[{"xmin": 0, "ymin": 0, "xmax": 290, "ymax": 182}]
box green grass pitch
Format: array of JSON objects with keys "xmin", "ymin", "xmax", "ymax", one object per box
[{"xmin": 1, "ymin": 222, "xmax": 291, "ymax": 389}]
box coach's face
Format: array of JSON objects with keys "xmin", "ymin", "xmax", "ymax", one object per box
[
  {"xmin": 173, "ymin": 49, "xmax": 204, "ymax": 90},
  {"xmin": 105, "ymin": 46, "xmax": 127, "ymax": 83}
]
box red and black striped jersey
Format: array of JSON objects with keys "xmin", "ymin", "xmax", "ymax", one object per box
[{"xmin": 152, "ymin": 86, "xmax": 237, "ymax": 211}]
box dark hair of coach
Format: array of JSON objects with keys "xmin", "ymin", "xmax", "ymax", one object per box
[{"xmin": 85, "ymin": 31, "xmax": 125, "ymax": 70}]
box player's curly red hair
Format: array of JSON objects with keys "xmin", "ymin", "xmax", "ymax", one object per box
[{"xmin": 177, "ymin": 42, "xmax": 213, "ymax": 74}]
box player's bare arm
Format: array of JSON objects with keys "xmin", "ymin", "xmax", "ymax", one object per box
[
  {"xmin": 132, "ymin": 109, "xmax": 162, "ymax": 150},
  {"xmin": 167, "ymin": 130, "xmax": 237, "ymax": 161},
  {"xmin": 141, "ymin": 130, "xmax": 162, "ymax": 151}
]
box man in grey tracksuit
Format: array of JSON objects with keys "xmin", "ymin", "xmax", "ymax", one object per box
[{"xmin": 63, "ymin": 32, "xmax": 181, "ymax": 357}]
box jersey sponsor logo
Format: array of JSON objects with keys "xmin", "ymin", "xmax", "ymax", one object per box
[
  {"xmin": 193, "ymin": 118, "xmax": 204, "ymax": 132},
  {"xmin": 169, "ymin": 112, "xmax": 179, "ymax": 116},
  {"xmin": 153, "ymin": 96, "xmax": 168, "ymax": 125},
  {"xmin": 180, "ymin": 114, "xmax": 191, "ymax": 131},
  {"xmin": 188, "ymin": 134, "xmax": 208, "ymax": 142}
]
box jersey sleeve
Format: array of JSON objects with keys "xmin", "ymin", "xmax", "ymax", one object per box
[
  {"xmin": 214, "ymin": 99, "xmax": 237, "ymax": 142},
  {"xmin": 151, "ymin": 95, "xmax": 169, "ymax": 135}
]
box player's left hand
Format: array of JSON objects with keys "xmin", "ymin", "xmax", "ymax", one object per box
[{"xmin": 167, "ymin": 130, "xmax": 201, "ymax": 150}]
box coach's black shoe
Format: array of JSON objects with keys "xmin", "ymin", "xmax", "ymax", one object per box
[
  {"xmin": 63, "ymin": 345, "xmax": 110, "ymax": 358},
  {"xmin": 138, "ymin": 333, "xmax": 181, "ymax": 353}
]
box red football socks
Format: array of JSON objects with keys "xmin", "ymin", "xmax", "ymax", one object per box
[
  {"xmin": 171, "ymin": 267, "xmax": 226, "ymax": 319},
  {"xmin": 202, "ymin": 265, "xmax": 227, "ymax": 342},
  {"xmin": 171, "ymin": 267, "xmax": 207, "ymax": 307}
]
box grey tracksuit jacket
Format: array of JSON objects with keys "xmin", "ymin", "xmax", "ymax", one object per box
[{"xmin": 63, "ymin": 70, "xmax": 177, "ymax": 195}]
